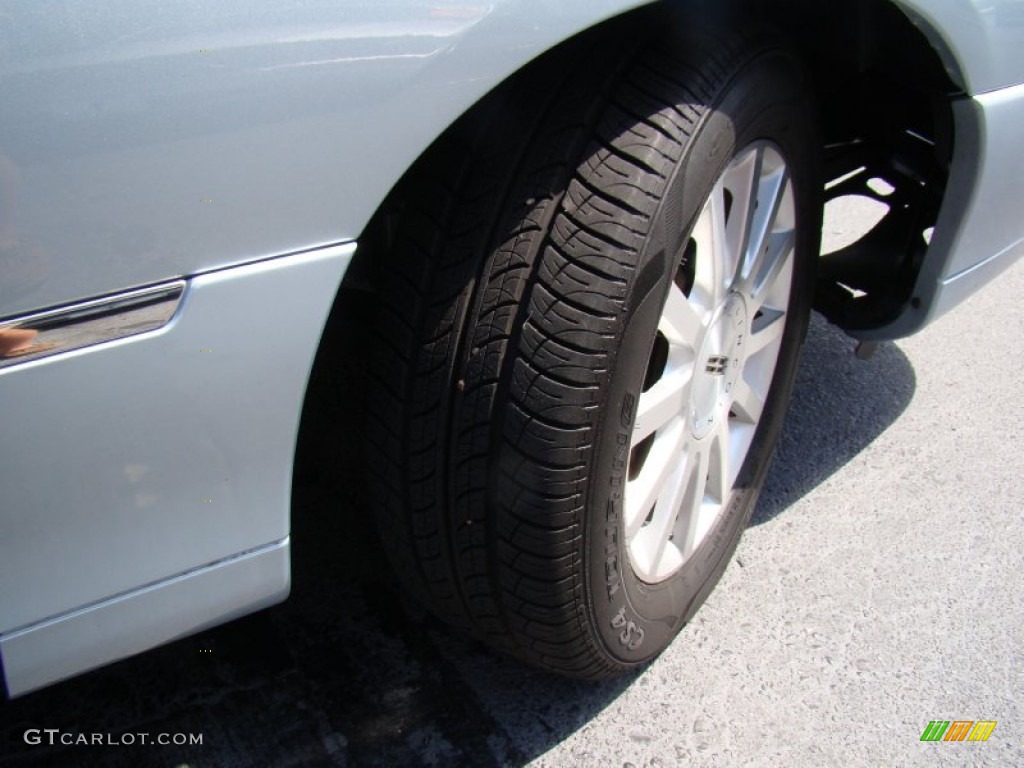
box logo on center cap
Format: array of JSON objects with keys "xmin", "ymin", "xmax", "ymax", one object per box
[{"xmin": 705, "ymin": 355, "xmax": 729, "ymax": 375}]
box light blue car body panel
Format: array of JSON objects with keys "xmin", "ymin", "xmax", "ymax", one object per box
[
  {"xmin": 0, "ymin": 0, "xmax": 1022, "ymax": 695},
  {"xmin": 0, "ymin": 244, "xmax": 351, "ymax": 694},
  {"xmin": 895, "ymin": 0, "xmax": 1024, "ymax": 94},
  {"xmin": 0, "ymin": 0, "xmax": 647, "ymax": 321},
  {"xmin": 1, "ymin": 540, "xmax": 290, "ymax": 698},
  {"xmin": 0, "ymin": 243, "xmax": 350, "ymax": 632}
]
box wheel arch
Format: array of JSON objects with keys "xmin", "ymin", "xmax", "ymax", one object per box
[{"xmin": 335, "ymin": 0, "xmax": 961, "ymax": 335}]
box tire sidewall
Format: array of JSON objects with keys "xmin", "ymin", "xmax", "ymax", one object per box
[{"xmin": 586, "ymin": 45, "xmax": 819, "ymax": 664}]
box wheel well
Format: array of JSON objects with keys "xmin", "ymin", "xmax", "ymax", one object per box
[
  {"xmin": 650, "ymin": 0, "xmax": 958, "ymax": 331},
  {"xmin": 662, "ymin": 0, "xmax": 959, "ymax": 331},
  {"xmin": 767, "ymin": 0, "xmax": 958, "ymax": 331},
  {"xmin": 341, "ymin": 0, "xmax": 957, "ymax": 334}
]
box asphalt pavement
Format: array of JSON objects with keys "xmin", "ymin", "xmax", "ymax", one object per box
[{"xmin": 0, "ymin": 201, "xmax": 1021, "ymax": 767}]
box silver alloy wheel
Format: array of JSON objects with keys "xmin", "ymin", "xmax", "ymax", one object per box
[{"xmin": 625, "ymin": 141, "xmax": 796, "ymax": 584}]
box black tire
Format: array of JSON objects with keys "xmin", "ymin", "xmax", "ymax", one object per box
[{"xmin": 366, "ymin": 20, "xmax": 819, "ymax": 678}]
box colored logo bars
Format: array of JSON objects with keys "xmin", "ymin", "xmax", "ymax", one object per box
[{"xmin": 920, "ymin": 721, "xmax": 997, "ymax": 742}]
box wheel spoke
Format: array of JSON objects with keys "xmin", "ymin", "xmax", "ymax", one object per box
[
  {"xmin": 706, "ymin": 420, "xmax": 731, "ymax": 505},
  {"xmin": 626, "ymin": 435, "xmax": 689, "ymax": 577},
  {"xmin": 633, "ymin": 371, "xmax": 690, "ymax": 444},
  {"xmin": 709, "ymin": 183, "xmax": 732, "ymax": 305},
  {"xmin": 746, "ymin": 307, "xmax": 786, "ymax": 357},
  {"xmin": 747, "ymin": 166, "xmax": 788, "ymax": 266},
  {"xmin": 674, "ymin": 443, "xmax": 712, "ymax": 559},
  {"xmin": 722, "ymin": 146, "xmax": 764, "ymax": 288},
  {"xmin": 730, "ymin": 375, "xmax": 764, "ymax": 425},
  {"xmin": 659, "ymin": 283, "xmax": 705, "ymax": 350},
  {"xmin": 749, "ymin": 230, "xmax": 795, "ymax": 312},
  {"xmin": 636, "ymin": 441, "xmax": 696, "ymax": 577},
  {"xmin": 691, "ymin": 185, "xmax": 731, "ymax": 309},
  {"xmin": 740, "ymin": 164, "xmax": 792, "ymax": 293},
  {"xmin": 625, "ymin": 422, "xmax": 686, "ymax": 539}
]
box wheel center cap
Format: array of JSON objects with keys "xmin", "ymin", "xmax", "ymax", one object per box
[{"xmin": 691, "ymin": 294, "xmax": 748, "ymax": 439}]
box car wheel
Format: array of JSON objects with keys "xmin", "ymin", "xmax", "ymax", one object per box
[{"xmin": 367, "ymin": 21, "xmax": 819, "ymax": 678}]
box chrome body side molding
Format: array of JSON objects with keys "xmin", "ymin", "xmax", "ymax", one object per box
[{"xmin": 0, "ymin": 282, "xmax": 185, "ymax": 369}]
